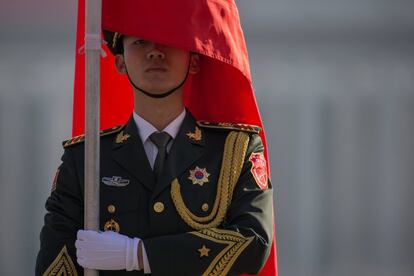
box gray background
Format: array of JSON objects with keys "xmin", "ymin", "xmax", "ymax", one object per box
[{"xmin": 1, "ymin": 0, "xmax": 413, "ymax": 275}]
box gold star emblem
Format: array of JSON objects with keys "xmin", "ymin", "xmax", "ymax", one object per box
[
  {"xmin": 116, "ymin": 131, "xmax": 130, "ymax": 144},
  {"xmin": 186, "ymin": 126, "xmax": 202, "ymax": 141},
  {"xmin": 198, "ymin": 245, "xmax": 210, "ymax": 257},
  {"xmin": 188, "ymin": 166, "xmax": 210, "ymax": 186}
]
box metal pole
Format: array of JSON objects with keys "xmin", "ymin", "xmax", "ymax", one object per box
[{"xmin": 84, "ymin": 0, "xmax": 101, "ymax": 275}]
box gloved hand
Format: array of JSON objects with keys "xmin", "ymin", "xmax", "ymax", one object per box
[{"xmin": 75, "ymin": 230, "xmax": 140, "ymax": 271}]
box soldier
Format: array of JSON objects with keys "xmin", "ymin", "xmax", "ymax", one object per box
[{"xmin": 36, "ymin": 1, "xmax": 277, "ymax": 275}]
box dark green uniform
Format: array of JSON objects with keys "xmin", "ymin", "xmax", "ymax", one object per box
[{"xmin": 36, "ymin": 112, "xmax": 273, "ymax": 276}]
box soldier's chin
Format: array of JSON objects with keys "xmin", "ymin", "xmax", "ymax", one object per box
[
  {"xmin": 145, "ymin": 86, "xmax": 167, "ymax": 93},
  {"xmin": 146, "ymin": 81, "xmax": 181, "ymax": 92},
  {"xmin": 141, "ymin": 85, "xmax": 180, "ymax": 97}
]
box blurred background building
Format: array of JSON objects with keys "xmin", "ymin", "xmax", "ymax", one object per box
[{"xmin": 1, "ymin": 0, "xmax": 413, "ymax": 275}]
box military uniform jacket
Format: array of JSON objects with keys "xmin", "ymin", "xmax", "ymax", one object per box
[{"xmin": 36, "ymin": 112, "xmax": 274, "ymax": 276}]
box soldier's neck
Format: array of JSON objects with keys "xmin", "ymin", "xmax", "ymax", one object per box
[{"xmin": 133, "ymin": 89, "xmax": 184, "ymax": 131}]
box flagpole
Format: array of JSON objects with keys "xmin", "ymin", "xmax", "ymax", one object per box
[{"xmin": 84, "ymin": 0, "xmax": 101, "ymax": 275}]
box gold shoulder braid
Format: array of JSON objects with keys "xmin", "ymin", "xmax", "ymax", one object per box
[{"xmin": 171, "ymin": 131, "xmax": 249, "ymax": 229}]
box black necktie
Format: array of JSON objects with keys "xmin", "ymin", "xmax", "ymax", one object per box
[{"xmin": 149, "ymin": 132, "xmax": 172, "ymax": 182}]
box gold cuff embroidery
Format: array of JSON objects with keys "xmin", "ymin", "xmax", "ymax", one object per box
[
  {"xmin": 42, "ymin": 245, "xmax": 78, "ymax": 276},
  {"xmin": 191, "ymin": 228, "xmax": 254, "ymax": 276}
]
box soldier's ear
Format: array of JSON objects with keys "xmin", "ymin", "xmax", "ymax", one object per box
[
  {"xmin": 115, "ymin": 54, "xmax": 127, "ymax": 74},
  {"xmin": 189, "ymin": 53, "xmax": 200, "ymax": 74}
]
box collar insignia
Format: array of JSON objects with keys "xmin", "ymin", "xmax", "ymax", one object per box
[
  {"xmin": 116, "ymin": 131, "xmax": 130, "ymax": 144},
  {"xmin": 188, "ymin": 166, "xmax": 210, "ymax": 186},
  {"xmin": 186, "ymin": 126, "xmax": 202, "ymax": 141},
  {"xmin": 102, "ymin": 176, "xmax": 130, "ymax": 187}
]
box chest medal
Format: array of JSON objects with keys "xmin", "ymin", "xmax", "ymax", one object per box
[{"xmin": 188, "ymin": 166, "xmax": 210, "ymax": 186}]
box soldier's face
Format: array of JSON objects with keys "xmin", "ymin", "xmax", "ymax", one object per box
[{"xmin": 115, "ymin": 35, "xmax": 199, "ymax": 95}]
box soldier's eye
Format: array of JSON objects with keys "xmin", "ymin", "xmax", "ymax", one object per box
[{"xmin": 134, "ymin": 39, "xmax": 147, "ymax": 45}]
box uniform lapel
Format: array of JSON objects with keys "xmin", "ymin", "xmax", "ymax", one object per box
[
  {"xmin": 112, "ymin": 116, "xmax": 155, "ymax": 191},
  {"xmin": 151, "ymin": 112, "xmax": 205, "ymax": 199}
]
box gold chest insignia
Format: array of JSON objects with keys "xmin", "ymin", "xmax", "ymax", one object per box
[
  {"xmin": 186, "ymin": 126, "xmax": 202, "ymax": 141},
  {"xmin": 104, "ymin": 219, "xmax": 120, "ymax": 233},
  {"xmin": 188, "ymin": 166, "xmax": 210, "ymax": 186},
  {"xmin": 116, "ymin": 131, "xmax": 130, "ymax": 144}
]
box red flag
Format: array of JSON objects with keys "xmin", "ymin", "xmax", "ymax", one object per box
[{"xmin": 73, "ymin": 0, "xmax": 277, "ymax": 275}]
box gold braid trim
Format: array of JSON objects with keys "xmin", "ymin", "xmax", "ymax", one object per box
[
  {"xmin": 112, "ymin": 32, "xmax": 120, "ymax": 49},
  {"xmin": 171, "ymin": 131, "xmax": 249, "ymax": 229},
  {"xmin": 190, "ymin": 228, "xmax": 254, "ymax": 276},
  {"xmin": 42, "ymin": 245, "xmax": 78, "ymax": 276},
  {"xmin": 197, "ymin": 121, "xmax": 261, "ymax": 134}
]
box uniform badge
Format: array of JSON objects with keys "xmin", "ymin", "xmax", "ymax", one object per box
[
  {"xmin": 102, "ymin": 176, "xmax": 130, "ymax": 187},
  {"xmin": 188, "ymin": 166, "xmax": 210, "ymax": 186},
  {"xmin": 116, "ymin": 131, "xmax": 130, "ymax": 144},
  {"xmin": 249, "ymin": 152, "xmax": 268, "ymax": 189},
  {"xmin": 186, "ymin": 126, "xmax": 202, "ymax": 141},
  {"xmin": 104, "ymin": 219, "xmax": 120, "ymax": 232}
]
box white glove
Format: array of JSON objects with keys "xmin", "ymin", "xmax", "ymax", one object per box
[{"xmin": 75, "ymin": 230, "xmax": 140, "ymax": 271}]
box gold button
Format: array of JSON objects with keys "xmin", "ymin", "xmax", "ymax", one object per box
[
  {"xmin": 202, "ymin": 203, "xmax": 209, "ymax": 212},
  {"xmin": 154, "ymin": 202, "xmax": 165, "ymax": 213},
  {"xmin": 107, "ymin": 204, "xmax": 116, "ymax": 214}
]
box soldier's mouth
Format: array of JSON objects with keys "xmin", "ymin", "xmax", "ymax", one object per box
[{"xmin": 146, "ymin": 67, "xmax": 167, "ymax": 72}]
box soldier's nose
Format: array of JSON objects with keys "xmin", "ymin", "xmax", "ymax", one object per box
[{"xmin": 147, "ymin": 48, "xmax": 165, "ymax": 60}]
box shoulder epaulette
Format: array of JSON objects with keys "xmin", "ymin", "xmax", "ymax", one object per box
[
  {"xmin": 196, "ymin": 121, "xmax": 261, "ymax": 134},
  {"xmin": 62, "ymin": 125, "xmax": 125, "ymax": 148}
]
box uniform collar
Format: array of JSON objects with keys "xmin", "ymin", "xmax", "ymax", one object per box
[
  {"xmin": 132, "ymin": 109, "xmax": 186, "ymax": 143},
  {"xmin": 111, "ymin": 111, "xmax": 205, "ymax": 194}
]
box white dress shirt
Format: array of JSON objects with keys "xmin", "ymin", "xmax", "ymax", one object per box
[
  {"xmin": 131, "ymin": 109, "xmax": 186, "ymax": 273},
  {"xmin": 133, "ymin": 109, "xmax": 186, "ymax": 169}
]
